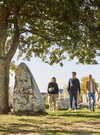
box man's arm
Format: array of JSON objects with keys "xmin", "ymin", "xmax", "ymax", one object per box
[
  {"xmin": 47, "ymin": 83, "xmax": 50, "ymax": 93},
  {"xmin": 67, "ymin": 79, "xmax": 70, "ymax": 93},
  {"xmin": 56, "ymin": 83, "xmax": 59, "ymax": 94},
  {"xmin": 94, "ymin": 81, "xmax": 98, "ymax": 93},
  {"xmin": 77, "ymin": 79, "xmax": 81, "ymax": 94}
]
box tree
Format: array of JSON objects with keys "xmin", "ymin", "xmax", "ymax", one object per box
[{"xmin": 0, "ymin": 0, "xmax": 100, "ymax": 113}]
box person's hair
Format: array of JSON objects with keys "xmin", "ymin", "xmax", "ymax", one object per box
[
  {"xmin": 72, "ymin": 72, "xmax": 76, "ymax": 75},
  {"xmin": 89, "ymin": 74, "xmax": 92, "ymax": 78},
  {"xmin": 52, "ymin": 77, "xmax": 56, "ymax": 80}
]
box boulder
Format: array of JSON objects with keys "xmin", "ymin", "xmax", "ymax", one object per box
[{"xmin": 13, "ymin": 63, "xmax": 45, "ymax": 113}]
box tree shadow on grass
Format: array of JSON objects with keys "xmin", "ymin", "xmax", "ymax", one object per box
[
  {"xmin": 50, "ymin": 111, "xmax": 100, "ymax": 119},
  {"xmin": 0, "ymin": 110, "xmax": 100, "ymax": 135},
  {"xmin": 18, "ymin": 118, "xmax": 72, "ymax": 127},
  {"xmin": 37, "ymin": 129, "xmax": 100, "ymax": 135},
  {"xmin": 0, "ymin": 124, "xmax": 100, "ymax": 135}
]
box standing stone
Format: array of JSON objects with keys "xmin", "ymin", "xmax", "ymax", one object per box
[{"xmin": 13, "ymin": 63, "xmax": 45, "ymax": 113}]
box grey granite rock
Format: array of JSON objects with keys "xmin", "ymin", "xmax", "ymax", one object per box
[{"xmin": 13, "ymin": 63, "xmax": 45, "ymax": 113}]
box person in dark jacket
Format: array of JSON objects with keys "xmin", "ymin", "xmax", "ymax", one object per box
[
  {"xmin": 47, "ymin": 77, "xmax": 59, "ymax": 111},
  {"xmin": 68, "ymin": 72, "xmax": 80, "ymax": 111}
]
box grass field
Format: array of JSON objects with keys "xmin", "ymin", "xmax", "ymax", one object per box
[{"xmin": 0, "ymin": 109, "xmax": 100, "ymax": 135}]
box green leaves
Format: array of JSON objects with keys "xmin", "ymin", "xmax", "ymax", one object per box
[{"xmin": 0, "ymin": 0, "xmax": 100, "ymax": 65}]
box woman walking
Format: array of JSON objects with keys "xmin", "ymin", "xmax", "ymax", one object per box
[{"xmin": 47, "ymin": 77, "xmax": 59, "ymax": 111}]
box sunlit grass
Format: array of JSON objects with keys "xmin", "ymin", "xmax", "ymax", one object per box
[{"xmin": 0, "ymin": 109, "xmax": 100, "ymax": 135}]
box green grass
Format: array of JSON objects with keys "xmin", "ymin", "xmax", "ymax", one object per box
[{"xmin": 0, "ymin": 109, "xmax": 100, "ymax": 135}]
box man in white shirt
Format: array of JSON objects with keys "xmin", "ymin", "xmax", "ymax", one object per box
[{"xmin": 90, "ymin": 80, "xmax": 94, "ymax": 93}]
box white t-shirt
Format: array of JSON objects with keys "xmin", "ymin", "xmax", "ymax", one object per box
[{"xmin": 90, "ymin": 80, "xmax": 94, "ymax": 93}]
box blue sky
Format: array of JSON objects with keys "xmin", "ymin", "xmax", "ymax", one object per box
[{"xmin": 11, "ymin": 55, "xmax": 100, "ymax": 92}]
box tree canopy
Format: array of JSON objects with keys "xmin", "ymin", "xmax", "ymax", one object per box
[
  {"xmin": 0, "ymin": 0, "xmax": 100, "ymax": 113},
  {"xmin": 0, "ymin": 0, "xmax": 100, "ymax": 65}
]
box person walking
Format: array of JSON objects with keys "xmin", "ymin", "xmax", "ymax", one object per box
[
  {"xmin": 86, "ymin": 74, "xmax": 98, "ymax": 112},
  {"xmin": 68, "ymin": 72, "xmax": 81, "ymax": 111},
  {"xmin": 47, "ymin": 77, "xmax": 59, "ymax": 111},
  {"xmin": 97, "ymin": 87, "xmax": 100, "ymax": 103}
]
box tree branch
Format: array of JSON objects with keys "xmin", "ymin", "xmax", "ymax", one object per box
[
  {"xmin": 5, "ymin": 8, "xmax": 20, "ymax": 62},
  {"xmin": 0, "ymin": 6, "xmax": 10, "ymax": 57}
]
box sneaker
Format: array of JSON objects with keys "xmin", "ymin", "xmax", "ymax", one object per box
[
  {"xmin": 68, "ymin": 108, "xmax": 72, "ymax": 111},
  {"xmin": 73, "ymin": 109, "xmax": 77, "ymax": 112},
  {"xmin": 92, "ymin": 108, "xmax": 95, "ymax": 112},
  {"xmin": 49, "ymin": 108, "xmax": 53, "ymax": 111}
]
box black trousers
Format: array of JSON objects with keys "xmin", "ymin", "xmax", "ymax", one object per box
[{"xmin": 70, "ymin": 92, "xmax": 78, "ymax": 109}]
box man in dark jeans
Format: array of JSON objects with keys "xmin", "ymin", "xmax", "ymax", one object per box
[{"xmin": 68, "ymin": 72, "xmax": 80, "ymax": 111}]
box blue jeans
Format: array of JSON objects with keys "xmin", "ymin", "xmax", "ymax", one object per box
[
  {"xmin": 88, "ymin": 93, "xmax": 96, "ymax": 111},
  {"xmin": 70, "ymin": 92, "xmax": 78, "ymax": 109}
]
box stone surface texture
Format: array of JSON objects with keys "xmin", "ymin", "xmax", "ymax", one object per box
[{"xmin": 13, "ymin": 63, "xmax": 45, "ymax": 113}]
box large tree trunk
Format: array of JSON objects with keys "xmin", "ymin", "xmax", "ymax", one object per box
[
  {"xmin": 0, "ymin": 2, "xmax": 20, "ymax": 114},
  {"xmin": 0, "ymin": 57, "xmax": 10, "ymax": 113}
]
